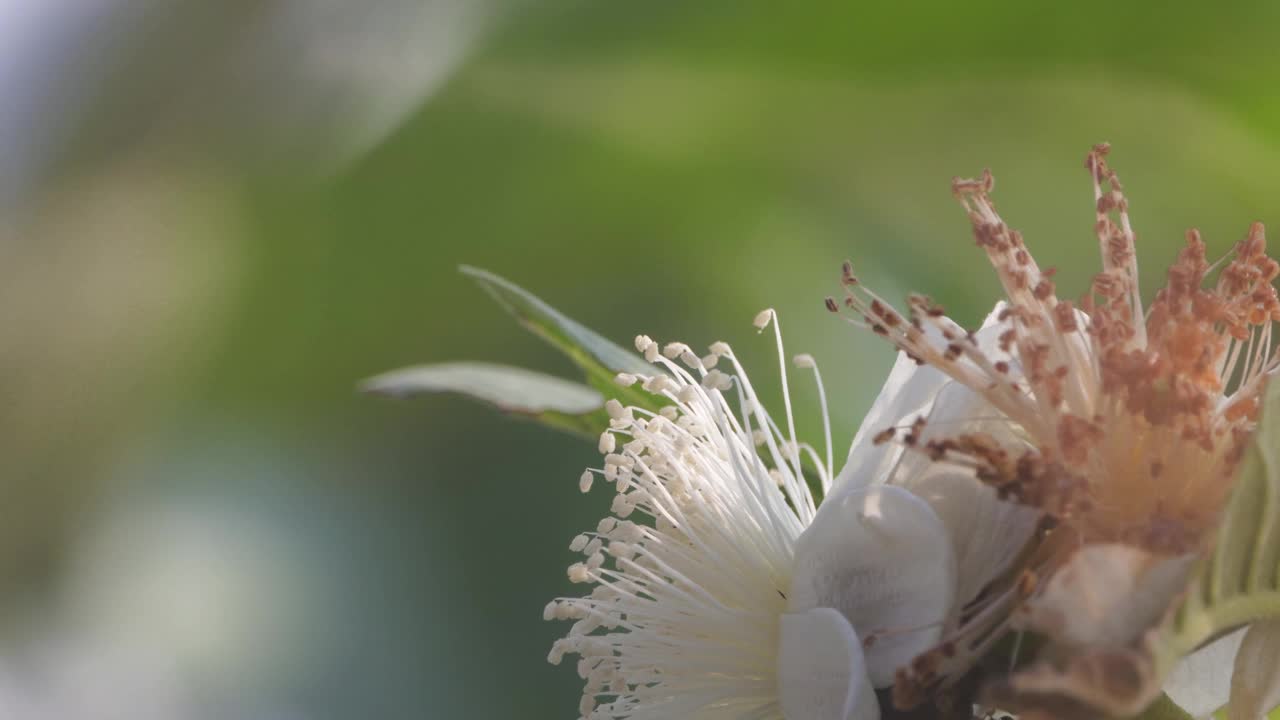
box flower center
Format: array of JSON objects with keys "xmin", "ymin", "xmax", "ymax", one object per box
[{"xmin": 829, "ymin": 143, "xmax": 1280, "ymax": 555}]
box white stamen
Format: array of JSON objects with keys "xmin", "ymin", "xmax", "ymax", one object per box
[
  {"xmin": 642, "ymin": 375, "xmax": 673, "ymax": 394},
  {"xmin": 548, "ymin": 329, "xmax": 833, "ymax": 719},
  {"xmin": 604, "ymin": 399, "xmax": 627, "ymax": 420},
  {"xmin": 701, "ymin": 369, "xmax": 733, "ymax": 391},
  {"xmin": 662, "ymin": 342, "xmax": 690, "ymax": 360}
]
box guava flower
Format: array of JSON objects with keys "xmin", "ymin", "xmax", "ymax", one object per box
[
  {"xmin": 827, "ymin": 144, "xmax": 1280, "ymax": 716},
  {"xmin": 544, "ymin": 312, "xmax": 1032, "ymax": 720}
]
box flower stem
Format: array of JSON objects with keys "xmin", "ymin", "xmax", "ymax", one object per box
[{"xmin": 1131, "ymin": 692, "xmax": 1196, "ymax": 720}]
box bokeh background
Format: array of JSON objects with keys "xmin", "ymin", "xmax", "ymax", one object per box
[{"xmin": 4, "ymin": 2, "xmax": 1280, "ymax": 718}]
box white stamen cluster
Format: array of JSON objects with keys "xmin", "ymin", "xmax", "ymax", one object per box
[{"xmin": 545, "ymin": 315, "xmax": 833, "ymax": 720}]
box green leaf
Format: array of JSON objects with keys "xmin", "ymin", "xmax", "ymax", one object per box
[
  {"xmin": 459, "ymin": 265, "xmax": 667, "ymax": 413},
  {"xmin": 1153, "ymin": 378, "xmax": 1280, "ymax": 675},
  {"xmin": 361, "ymin": 362, "xmax": 607, "ymax": 438}
]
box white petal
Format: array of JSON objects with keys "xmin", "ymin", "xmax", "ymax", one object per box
[
  {"xmin": 834, "ymin": 302, "xmax": 1014, "ymax": 495},
  {"xmin": 1163, "ymin": 627, "xmax": 1245, "ymax": 719},
  {"xmin": 788, "ymin": 485, "xmax": 957, "ymax": 687},
  {"xmin": 887, "ymin": 381, "xmax": 1039, "ymax": 613},
  {"xmin": 896, "ymin": 464, "xmax": 1038, "ymax": 617},
  {"xmin": 833, "ymin": 355, "xmax": 949, "ymax": 493},
  {"xmin": 1228, "ymin": 619, "xmax": 1280, "ymax": 720},
  {"xmin": 778, "ymin": 608, "xmax": 880, "ymax": 720}
]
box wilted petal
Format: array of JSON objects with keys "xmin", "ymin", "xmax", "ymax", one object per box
[
  {"xmin": 788, "ymin": 485, "xmax": 957, "ymax": 687},
  {"xmin": 779, "ymin": 608, "xmax": 880, "ymax": 720},
  {"xmin": 1023, "ymin": 544, "xmax": 1194, "ymax": 647},
  {"xmin": 1229, "ymin": 619, "xmax": 1280, "ymax": 720},
  {"xmin": 1163, "ymin": 627, "xmax": 1245, "ymax": 718}
]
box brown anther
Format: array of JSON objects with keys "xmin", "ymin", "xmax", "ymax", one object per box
[
  {"xmin": 1053, "ymin": 301, "xmax": 1079, "ymax": 332},
  {"xmin": 873, "ymin": 428, "xmax": 896, "ymax": 445},
  {"xmin": 1016, "ymin": 569, "xmax": 1038, "ymax": 597},
  {"xmin": 911, "ymin": 652, "xmax": 939, "ymax": 674},
  {"xmin": 903, "ymin": 416, "xmax": 927, "ymax": 446},
  {"xmin": 841, "ymin": 260, "xmax": 859, "ymax": 286},
  {"xmin": 1057, "ymin": 414, "xmax": 1103, "ymax": 465},
  {"xmin": 1224, "ymin": 396, "xmax": 1258, "ymax": 422},
  {"xmin": 1032, "ymin": 278, "xmax": 1055, "ymax": 301},
  {"xmin": 824, "ymin": 297, "xmax": 839, "ymax": 313}
]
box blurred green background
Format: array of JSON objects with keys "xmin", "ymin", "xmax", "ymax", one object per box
[{"xmin": 4, "ymin": 1, "xmax": 1280, "ymax": 718}]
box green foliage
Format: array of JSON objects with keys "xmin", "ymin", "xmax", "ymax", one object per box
[
  {"xmin": 459, "ymin": 266, "xmax": 651, "ymax": 389},
  {"xmin": 361, "ymin": 362, "xmax": 607, "ymax": 438},
  {"xmin": 364, "ymin": 267, "xmax": 669, "ymax": 438}
]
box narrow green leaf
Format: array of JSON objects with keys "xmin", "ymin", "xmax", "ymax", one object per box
[
  {"xmin": 361, "ymin": 362, "xmax": 607, "ymax": 438},
  {"xmin": 460, "ymin": 265, "xmax": 667, "ymax": 413}
]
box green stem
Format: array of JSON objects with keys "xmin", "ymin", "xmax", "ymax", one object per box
[
  {"xmin": 1131, "ymin": 693, "xmax": 1196, "ymax": 720},
  {"xmin": 1170, "ymin": 592, "xmax": 1280, "ymax": 660}
]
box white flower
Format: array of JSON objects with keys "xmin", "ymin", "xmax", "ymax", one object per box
[
  {"xmin": 545, "ymin": 312, "xmax": 1020, "ymax": 720},
  {"xmin": 826, "ymin": 143, "xmax": 1280, "ymax": 716}
]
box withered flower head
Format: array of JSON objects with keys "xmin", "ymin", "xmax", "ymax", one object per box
[{"xmin": 829, "ymin": 144, "xmax": 1280, "ymax": 717}]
